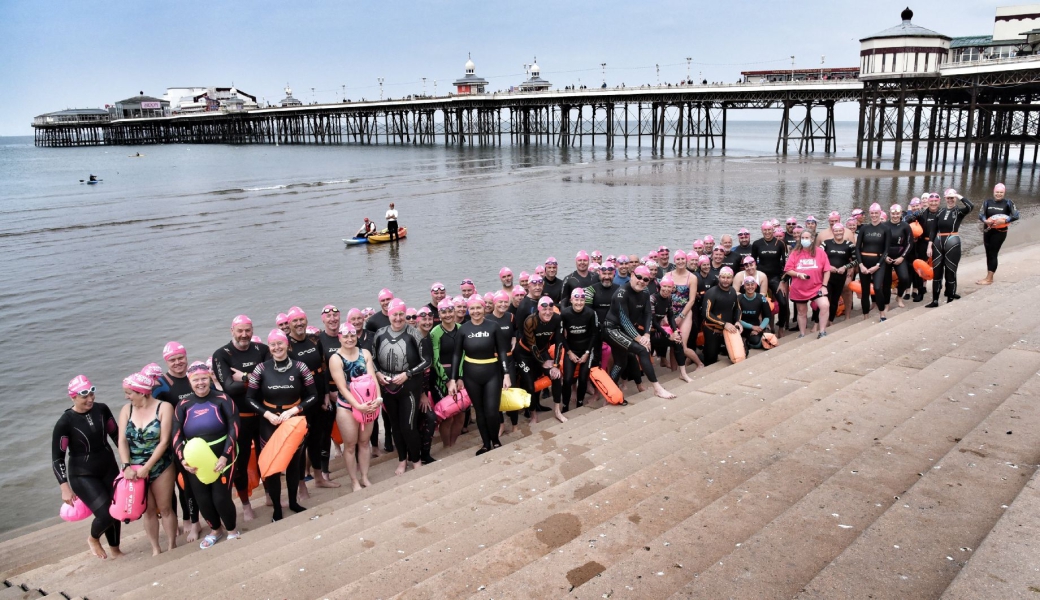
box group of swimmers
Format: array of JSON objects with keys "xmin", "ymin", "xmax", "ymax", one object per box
[{"xmin": 52, "ymin": 183, "xmax": 1018, "ymax": 560}]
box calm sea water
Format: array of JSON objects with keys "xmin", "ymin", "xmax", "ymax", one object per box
[{"xmin": 1, "ymin": 121, "xmax": 1035, "ymax": 532}]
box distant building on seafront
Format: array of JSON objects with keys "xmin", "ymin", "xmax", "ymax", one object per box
[
  {"xmin": 453, "ymin": 54, "xmax": 488, "ymax": 95},
  {"xmin": 110, "ymin": 93, "xmax": 170, "ymax": 120},
  {"xmin": 166, "ymin": 87, "xmax": 258, "ymax": 113},
  {"xmin": 280, "ymin": 85, "xmax": 303, "ymax": 107},
  {"xmin": 518, "ymin": 59, "xmax": 551, "ymax": 91},
  {"xmin": 32, "ymin": 108, "xmax": 110, "ymax": 126}
]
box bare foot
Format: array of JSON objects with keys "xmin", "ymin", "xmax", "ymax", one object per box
[
  {"xmin": 530, "ymin": 411, "xmax": 539, "ymax": 425},
  {"xmin": 395, "ymin": 461, "xmax": 407, "ymax": 476},
  {"xmin": 87, "ymin": 537, "xmax": 108, "ymax": 560},
  {"xmin": 360, "ymin": 477, "xmax": 372, "ymax": 488},
  {"xmin": 637, "ymin": 383, "xmax": 647, "ymax": 393},
  {"xmin": 186, "ymin": 522, "xmax": 201, "ymax": 543},
  {"xmin": 351, "ymin": 480, "xmax": 363, "ymax": 492},
  {"xmin": 108, "ymin": 546, "xmax": 124, "ymax": 559},
  {"xmin": 554, "ymin": 407, "xmax": 568, "ymax": 423},
  {"xmin": 679, "ymin": 371, "xmax": 692, "ymax": 384},
  {"xmin": 298, "ymin": 482, "xmax": 311, "ymax": 499},
  {"xmin": 897, "ymin": 300, "xmax": 905, "ymax": 309},
  {"xmin": 976, "ymin": 279, "xmax": 992, "ymax": 285},
  {"xmin": 242, "ymin": 503, "xmax": 255, "ymax": 522},
  {"xmin": 653, "ymin": 383, "xmax": 676, "ymax": 399},
  {"xmin": 314, "ymin": 477, "xmax": 340, "ymax": 488},
  {"xmin": 410, "ymin": 461, "xmax": 422, "ymax": 471}
]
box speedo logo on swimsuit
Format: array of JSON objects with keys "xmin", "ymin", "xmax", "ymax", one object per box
[
  {"xmin": 191, "ymin": 408, "xmax": 210, "ymax": 417},
  {"xmin": 468, "ymin": 331, "xmax": 489, "ymax": 338}
]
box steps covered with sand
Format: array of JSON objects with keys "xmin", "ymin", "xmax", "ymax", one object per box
[{"xmin": 4, "ymin": 237, "xmax": 1040, "ymax": 599}]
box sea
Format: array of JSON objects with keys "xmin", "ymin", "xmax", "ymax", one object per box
[{"xmin": 0, "ymin": 121, "xmax": 1035, "ymax": 533}]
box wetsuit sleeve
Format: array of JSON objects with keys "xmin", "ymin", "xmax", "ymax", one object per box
[
  {"xmin": 1009, "ymin": 199, "xmax": 1020, "ymax": 222},
  {"xmin": 431, "ymin": 327, "xmax": 448, "ymax": 384},
  {"xmin": 978, "ymin": 200, "xmax": 989, "ymax": 223},
  {"xmin": 212, "ymin": 349, "xmax": 245, "ymax": 400},
  {"xmin": 405, "ymin": 333, "xmax": 430, "ymax": 380},
  {"xmin": 665, "ymin": 300, "xmax": 677, "ymax": 331},
  {"xmin": 960, "ymin": 197, "xmax": 974, "ymax": 217},
  {"xmin": 759, "ymin": 296, "xmax": 771, "ymax": 329},
  {"xmin": 246, "ymin": 363, "xmax": 268, "ymax": 415},
  {"xmin": 925, "ymin": 214, "xmax": 939, "ymax": 242},
  {"xmin": 450, "ymin": 327, "xmax": 464, "ymax": 381},
  {"xmin": 297, "ymin": 364, "xmax": 320, "ymax": 412},
  {"xmin": 51, "ymin": 415, "xmax": 70, "ymax": 485},
  {"xmin": 521, "ymin": 315, "xmax": 538, "ymax": 356},
  {"xmin": 730, "ymin": 294, "xmax": 742, "ymax": 325},
  {"xmin": 219, "ymin": 394, "xmax": 239, "ymax": 463},
  {"xmin": 559, "ymin": 314, "xmax": 572, "ymax": 356},
  {"xmin": 640, "ymin": 292, "xmax": 653, "ymax": 335},
  {"xmin": 703, "ymin": 293, "xmax": 722, "ymax": 329},
  {"xmin": 172, "ymin": 399, "xmax": 188, "ymax": 462},
  {"xmin": 495, "ymin": 323, "xmax": 510, "ymax": 374}
]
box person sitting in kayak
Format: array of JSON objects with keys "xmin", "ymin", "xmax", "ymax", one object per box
[
  {"xmin": 355, "ymin": 218, "xmax": 377, "ymax": 238},
  {"xmin": 88, "ymin": 174, "xmax": 97, "ymax": 182}
]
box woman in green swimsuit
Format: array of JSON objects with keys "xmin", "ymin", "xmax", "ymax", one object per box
[{"xmin": 118, "ymin": 371, "xmax": 178, "ymax": 555}]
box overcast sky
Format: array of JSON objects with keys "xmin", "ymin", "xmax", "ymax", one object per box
[{"xmin": 0, "ymin": 0, "xmax": 1003, "ymax": 135}]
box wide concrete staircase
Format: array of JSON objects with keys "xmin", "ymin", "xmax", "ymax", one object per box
[{"xmin": 5, "ymin": 242, "xmax": 1040, "ymax": 599}]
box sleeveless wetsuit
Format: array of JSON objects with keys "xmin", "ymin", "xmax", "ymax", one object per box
[{"xmin": 737, "ymin": 292, "xmax": 771, "ymax": 349}]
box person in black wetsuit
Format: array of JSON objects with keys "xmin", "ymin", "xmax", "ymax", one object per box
[
  {"xmin": 925, "ymin": 189, "xmax": 974, "ymax": 306},
  {"xmin": 285, "ymin": 306, "xmax": 336, "ymax": 497},
  {"xmin": 516, "ymin": 296, "xmax": 565, "ymax": 422},
  {"xmin": 562, "ymin": 251, "xmax": 598, "ymax": 308},
  {"xmin": 211, "ymin": 315, "xmax": 269, "ymax": 522},
  {"xmin": 486, "ymin": 291, "xmax": 519, "ymax": 435},
  {"xmin": 515, "ymin": 275, "xmax": 545, "ymax": 322},
  {"xmin": 246, "ymin": 328, "xmax": 319, "ymax": 521},
  {"xmin": 154, "ymin": 341, "xmax": 200, "ymax": 542},
  {"xmin": 560, "ymin": 288, "xmax": 601, "ymax": 410},
  {"xmin": 603, "ymin": 265, "xmax": 677, "ymax": 399},
  {"xmin": 541, "ymin": 257, "xmax": 565, "ymax": 304},
  {"xmin": 649, "ymin": 277, "xmax": 692, "ymax": 383},
  {"xmin": 447, "ymin": 296, "xmax": 512, "ymax": 454},
  {"xmin": 588, "ymin": 262, "xmax": 617, "ymax": 374},
  {"xmin": 977, "ymin": 182, "xmax": 1020, "ymax": 286},
  {"xmin": 318, "ymin": 305, "xmax": 344, "ymax": 464},
  {"xmin": 737, "ymin": 277, "xmax": 771, "ymax": 350},
  {"xmin": 856, "ymin": 203, "xmax": 892, "ymax": 320},
  {"xmin": 427, "ymin": 282, "xmax": 447, "ymax": 327},
  {"xmin": 174, "ymin": 361, "xmax": 241, "ymax": 549},
  {"xmin": 413, "ymin": 306, "xmax": 437, "ymax": 464},
  {"xmin": 885, "ymin": 205, "xmax": 914, "ymax": 310},
  {"xmin": 729, "ymin": 229, "xmax": 755, "ymax": 271},
  {"xmin": 701, "ymin": 267, "xmax": 742, "ymax": 365},
  {"xmin": 907, "ymin": 194, "xmax": 941, "ymax": 301},
  {"xmin": 371, "ymin": 299, "xmax": 430, "ymax": 475},
  {"xmin": 53, "ymin": 375, "xmax": 123, "ymax": 560},
  {"xmin": 822, "ymin": 224, "xmax": 855, "ymax": 323}
]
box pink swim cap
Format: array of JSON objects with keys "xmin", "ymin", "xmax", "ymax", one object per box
[
  {"xmin": 698, "ymin": 255, "xmax": 710, "ymax": 265},
  {"xmin": 534, "ymin": 265, "xmax": 545, "ymax": 275},
  {"xmin": 692, "ymin": 240, "xmax": 704, "ymax": 249},
  {"xmin": 660, "ymin": 275, "xmax": 675, "ymax": 287},
  {"xmin": 388, "ymin": 299, "xmax": 407, "ymax": 315},
  {"xmin": 761, "ymin": 221, "xmax": 772, "ymax": 230},
  {"xmin": 162, "ymin": 341, "xmax": 186, "ymax": 361},
  {"xmin": 591, "ymin": 250, "xmax": 602, "ymax": 258},
  {"xmin": 437, "ymin": 298, "xmax": 454, "ymax": 311},
  {"xmin": 493, "ymin": 290, "xmax": 510, "ymax": 303},
  {"xmin": 571, "ymin": 288, "xmax": 586, "ymax": 300},
  {"xmin": 601, "ymin": 261, "xmax": 615, "ymax": 271},
  {"xmin": 832, "ymin": 223, "xmax": 845, "ymax": 232},
  {"xmin": 742, "ymin": 276, "xmax": 758, "ymax": 287},
  {"xmin": 286, "ymin": 306, "xmax": 306, "ymax": 321},
  {"xmin": 305, "ymin": 325, "xmax": 320, "ymax": 335},
  {"xmin": 648, "ymin": 251, "xmax": 659, "ymax": 259},
  {"xmin": 786, "ymin": 217, "xmax": 798, "ymax": 225},
  {"xmin": 994, "ymin": 183, "xmax": 1006, "ymax": 193},
  {"xmin": 545, "ymin": 256, "xmax": 558, "ymax": 265},
  {"xmin": 890, "ymin": 204, "xmax": 902, "ymax": 212},
  {"xmin": 416, "ymin": 306, "xmax": 432, "ymax": 316},
  {"xmin": 499, "ymin": 267, "xmax": 512, "ymax": 277},
  {"xmin": 806, "ymin": 215, "xmax": 817, "ymax": 223},
  {"xmin": 232, "ymin": 315, "xmax": 252, "ymax": 328},
  {"xmin": 851, "ymin": 208, "xmax": 864, "ymax": 216},
  {"xmin": 186, "ymin": 361, "xmax": 210, "ymax": 376},
  {"xmin": 276, "ymin": 313, "xmax": 289, "ymax": 325},
  {"xmin": 452, "ymin": 296, "xmax": 466, "ymax": 306},
  {"xmin": 909, "ymin": 197, "xmax": 921, "ymax": 206},
  {"xmin": 674, "ymin": 250, "xmax": 687, "ymax": 260},
  {"xmin": 944, "ymin": 188, "xmax": 958, "ymax": 197},
  {"xmin": 68, "ymin": 375, "xmax": 93, "ymax": 398},
  {"xmin": 346, "ymin": 308, "xmax": 362, "ymax": 320},
  {"xmin": 405, "ymin": 308, "xmax": 417, "ymax": 317},
  {"xmin": 743, "ymin": 255, "xmax": 756, "ymax": 265},
  {"xmin": 338, "ymin": 323, "xmax": 357, "ymax": 336},
  {"xmin": 869, "ymin": 203, "xmax": 881, "ymax": 212},
  {"xmin": 617, "ymin": 255, "xmax": 629, "ymax": 263},
  {"xmin": 268, "ymin": 328, "xmax": 288, "ymax": 345},
  {"xmin": 530, "ymin": 275, "xmax": 544, "ymax": 284},
  {"xmin": 378, "ymin": 288, "xmax": 394, "ymax": 301},
  {"xmin": 845, "ymin": 218, "xmax": 857, "ymax": 228},
  {"xmin": 719, "ymin": 266, "xmax": 734, "ymax": 277},
  {"xmin": 511, "ymin": 286, "xmax": 527, "ymax": 297},
  {"xmin": 633, "ymin": 265, "xmax": 651, "ymax": 278},
  {"xmin": 141, "ymin": 363, "xmax": 163, "ymax": 386},
  {"xmin": 122, "ymin": 372, "xmax": 153, "ymax": 395},
  {"xmin": 576, "ymin": 250, "xmax": 589, "ymax": 260},
  {"xmin": 251, "ymin": 335, "xmax": 261, "ymax": 343},
  {"xmin": 537, "ymin": 296, "xmax": 554, "ymax": 307},
  {"xmin": 467, "ymin": 295, "xmax": 485, "ymax": 309},
  {"xmin": 519, "ymin": 271, "xmax": 530, "ymax": 281},
  {"xmin": 205, "ymin": 357, "xmax": 213, "ymax": 369},
  {"xmin": 483, "ymin": 292, "xmax": 495, "ymax": 303},
  {"xmin": 703, "ymin": 236, "xmax": 714, "ymax": 244},
  {"xmin": 794, "ymin": 226, "xmax": 804, "ymax": 234},
  {"xmin": 829, "ymin": 211, "xmax": 840, "ymax": 220},
  {"xmin": 738, "ymin": 228, "xmax": 750, "ymax": 235}
]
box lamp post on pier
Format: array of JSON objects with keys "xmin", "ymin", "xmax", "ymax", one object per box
[
  {"xmin": 422, "ymin": 77, "xmax": 427, "ymax": 96},
  {"xmin": 686, "ymin": 57, "xmax": 692, "ymax": 83},
  {"xmin": 601, "ymin": 62, "xmax": 606, "ymax": 87},
  {"xmin": 820, "ymin": 55, "xmax": 825, "ymax": 80},
  {"xmin": 378, "ymin": 78, "xmax": 384, "ymax": 100},
  {"xmin": 656, "ymin": 63, "xmax": 660, "ymax": 85},
  {"xmin": 790, "ymin": 56, "xmax": 795, "ymax": 81},
  {"xmin": 342, "ymin": 84, "xmax": 346, "ymax": 102}
]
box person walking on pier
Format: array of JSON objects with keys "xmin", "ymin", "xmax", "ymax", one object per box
[
  {"xmin": 385, "ymin": 203, "xmax": 400, "ymax": 242},
  {"xmin": 977, "ymin": 183, "xmax": 1019, "ymax": 286}
]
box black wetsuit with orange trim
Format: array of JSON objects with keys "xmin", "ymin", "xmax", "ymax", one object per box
[
  {"xmin": 560, "ymin": 305, "xmax": 599, "ymax": 409},
  {"xmin": 289, "ymin": 333, "xmax": 332, "ymax": 474},
  {"xmin": 701, "ymin": 283, "xmax": 740, "ymax": 366},
  {"xmin": 978, "ymin": 197, "xmax": 1020, "ymax": 274},
  {"xmin": 928, "ymin": 198, "xmax": 974, "ymax": 301},
  {"xmin": 855, "ymin": 222, "xmax": 891, "ymax": 314},
  {"xmin": 515, "ymin": 311, "xmax": 563, "ymax": 408},
  {"xmin": 603, "ymin": 282, "xmax": 657, "ymax": 385}
]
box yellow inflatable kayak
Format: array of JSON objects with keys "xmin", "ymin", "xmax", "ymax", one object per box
[{"xmin": 344, "ymin": 226, "xmax": 407, "ymax": 246}]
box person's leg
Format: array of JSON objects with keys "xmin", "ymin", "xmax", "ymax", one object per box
[
  {"xmin": 174, "ymin": 462, "xmax": 199, "ymax": 540},
  {"xmin": 284, "ymin": 445, "xmax": 306, "ymax": 513},
  {"xmin": 930, "ymin": 238, "xmax": 947, "ymax": 305},
  {"xmin": 212, "ymin": 472, "xmax": 237, "ymax": 533},
  {"xmin": 150, "ymin": 466, "xmax": 178, "ymax": 552},
  {"xmin": 357, "ymin": 417, "xmax": 374, "ymax": 486},
  {"xmin": 419, "ymin": 396, "xmax": 437, "ymax": 464},
  {"xmin": 575, "ymin": 359, "xmax": 592, "ymax": 404},
  {"xmin": 336, "ymin": 407, "xmax": 362, "ymax": 490},
  {"xmin": 796, "ymin": 302, "xmax": 808, "ymax": 335},
  {"xmin": 233, "ymin": 415, "xmax": 259, "ymax": 520},
  {"xmin": 945, "ymin": 236, "xmax": 962, "ymax": 300},
  {"xmin": 71, "ymin": 473, "xmax": 121, "ymax": 558},
  {"xmin": 381, "ymin": 390, "xmax": 407, "ymax": 469},
  {"xmin": 561, "ymin": 354, "xmax": 577, "ymax": 412},
  {"xmin": 381, "ymin": 401, "xmax": 395, "ymax": 454},
  {"xmin": 826, "ymin": 276, "xmax": 844, "ymax": 322},
  {"xmin": 258, "ymin": 419, "xmax": 285, "ymax": 521},
  {"xmin": 143, "ymin": 482, "xmax": 162, "ymax": 555},
  {"xmin": 399, "ymin": 384, "xmax": 422, "ymax": 465},
  {"xmin": 817, "ymin": 297, "xmax": 830, "ymax": 333},
  {"xmin": 464, "ymin": 372, "xmax": 493, "ymax": 450},
  {"xmin": 702, "ymin": 329, "xmax": 723, "ymax": 365},
  {"xmin": 894, "ymin": 259, "xmax": 911, "ymax": 305},
  {"xmin": 481, "ymin": 372, "xmax": 503, "ymax": 446},
  {"xmin": 187, "ymin": 471, "xmax": 221, "ymax": 532},
  {"xmin": 871, "ymin": 264, "xmax": 888, "ymax": 316}
]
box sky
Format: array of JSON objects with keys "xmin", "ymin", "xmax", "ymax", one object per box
[{"xmin": 0, "ymin": 0, "xmax": 1002, "ymax": 136}]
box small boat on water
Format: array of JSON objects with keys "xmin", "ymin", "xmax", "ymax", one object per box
[{"xmin": 343, "ymin": 226, "xmax": 407, "ymax": 247}]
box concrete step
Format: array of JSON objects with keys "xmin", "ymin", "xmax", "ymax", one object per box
[
  {"xmin": 797, "ymin": 351, "xmax": 1040, "ymax": 599},
  {"xmin": 475, "ymin": 354, "xmax": 985, "ymax": 599},
  {"xmin": 665, "ymin": 344, "xmax": 1040, "ymax": 599},
  {"xmin": 940, "ymin": 471, "xmax": 1040, "ymax": 599},
  {"xmin": 0, "ymin": 584, "xmax": 44, "ymax": 600}
]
